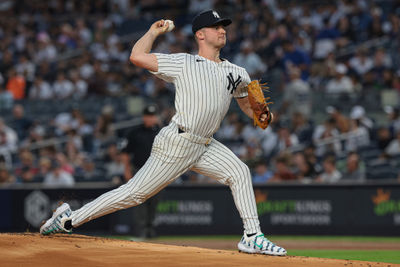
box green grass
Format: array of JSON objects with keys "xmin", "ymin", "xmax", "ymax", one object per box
[
  {"xmin": 272, "ymin": 235, "xmax": 400, "ymax": 243},
  {"xmin": 105, "ymin": 235, "xmax": 400, "ymax": 264},
  {"xmin": 288, "ymin": 249, "xmax": 400, "ymax": 264}
]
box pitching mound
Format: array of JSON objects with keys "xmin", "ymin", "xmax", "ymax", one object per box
[{"xmin": 0, "ymin": 233, "xmax": 392, "ymax": 267}]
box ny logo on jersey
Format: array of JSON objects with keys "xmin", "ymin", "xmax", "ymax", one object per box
[{"xmin": 227, "ymin": 72, "xmax": 242, "ymax": 94}]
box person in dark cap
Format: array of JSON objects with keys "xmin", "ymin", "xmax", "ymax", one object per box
[
  {"xmin": 41, "ymin": 10, "xmax": 286, "ymax": 256},
  {"xmin": 191, "ymin": 9, "xmax": 232, "ymax": 34},
  {"xmin": 121, "ymin": 104, "xmax": 161, "ymax": 238}
]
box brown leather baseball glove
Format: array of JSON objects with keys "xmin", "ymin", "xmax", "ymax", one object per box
[{"xmin": 247, "ymin": 80, "xmax": 273, "ymax": 130}]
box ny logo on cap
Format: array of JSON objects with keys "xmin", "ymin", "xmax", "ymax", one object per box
[{"xmin": 212, "ymin": 11, "xmax": 220, "ymax": 18}]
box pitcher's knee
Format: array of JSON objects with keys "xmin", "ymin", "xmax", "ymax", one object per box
[
  {"xmin": 226, "ymin": 163, "xmax": 252, "ymax": 185},
  {"xmin": 129, "ymin": 191, "xmax": 148, "ymax": 205}
]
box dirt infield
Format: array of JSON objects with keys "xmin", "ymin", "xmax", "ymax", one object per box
[
  {"xmin": 149, "ymin": 238, "xmax": 400, "ymax": 251},
  {"xmin": 0, "ymin": 233, "xmax": 397, "ymax": 267}
]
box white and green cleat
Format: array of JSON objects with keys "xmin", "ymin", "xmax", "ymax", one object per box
[
  {"xmin": 238, "ymin": 232, "xmax": 287, "ymax": 256},
  {"xmin": 40, "ymin": 203, "xmax": 73, "ymax": 235}
]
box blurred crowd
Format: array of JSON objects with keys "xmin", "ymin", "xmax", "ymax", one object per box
[{"xmin": 1, "ymin": 0, "xmax": 400, "ymax": 187}]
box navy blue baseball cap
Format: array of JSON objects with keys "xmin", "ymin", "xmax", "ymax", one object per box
[
  {"xmin": 192, "ymin": 10, "xmax": 232, "ymax": 34},
  {"xmin": 143, "ymin": 104, "xmax": 158, "ymax": 115}
]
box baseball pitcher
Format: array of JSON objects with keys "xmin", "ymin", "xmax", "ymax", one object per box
[{"xmin": 40, "ymin": 10, "xmax": 286, "ymax": 256}]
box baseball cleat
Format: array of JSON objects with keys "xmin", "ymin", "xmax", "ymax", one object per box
[
  {"xmin": 238, "ymin": 232, "xmax": 287, "ymax": 256},
  {"xmin": 40, "ymin": 203, "xmax": 73, "ymax": 235}
]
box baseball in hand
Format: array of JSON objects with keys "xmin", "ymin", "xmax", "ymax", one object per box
[{"xmin": 164, "ymin": 20, "xmax": 175, "ymax": 32}]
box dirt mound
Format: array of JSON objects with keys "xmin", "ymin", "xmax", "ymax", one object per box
[
  {"xmin": 149, "ymin": 239, "xmax": 400, "ymax": 250},
  {"xmin": 0, "ymin": 233, "xmax": 394, "ymax": 267}
]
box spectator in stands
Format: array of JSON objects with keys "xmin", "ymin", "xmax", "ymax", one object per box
[
  {"xmin": 0, "ymin": 50, "xmax": 14, "ymax": 78},
  {"xmin": 345, "ymin": 118, "xmax": 370, "ymax": 152},
  {"xmin": 76, "ymin": 18, "xmax": 93, "ymax": 46},
  {"xmin": 303, "ymin": 144, "xmax": 319, "ymax": 171},
  {"xmin": 55, "ymin": 152, "xmax": 75, "ymax": 175},
  {"xmin": 216, "ymin": 112, "xmax": 240, "ymax": 141},
  {"xmin": 52, "ymin": 107, "xmax": 83, "ymax": 137},
  {"xmin": 308, "ymin": 61, "xmax": 324, "ymax": 91},
  {"xmin": 233, "ymin": 40, "xmax": 267, "ymax": 78},
  {"xmin": 0, "ymin": 164, "xmax": 15, "ymax": 186},
  {"xmin": 270, "ymin": 153, "xmax": 296, "ymax": 182},
  {"xmin": 325, "ymin": 63, "xmax": 354, "ymax": 94},
  {"xmin": 385, "ymin": 106, "xmax": 400, "ymax": 137},
  {"xmin": 66, "ymin": 128, "xmax": 84, "ymax": 152},
  {"xmin": 252, "ymin": 160, "xmax": 274, "ymax": 184},
  {"xmin": 317, "ymin": 154, "xmax": 342, "ymax": 183},
  {"xmin": 104, "ymin": 143, "xmax": 124, "ymax": 184},
  {"xmin": 376, "ymin": 126, "xmax": 392, "ymax": 151},
  {"xmin": 313, "ymin": 118, "xmax": 342, "ymax": 157},
  {"xmin": 74, "ymin": 113, "xmax": 94, "ymax": 153},
  {"xmin": 361, "ymin": 69, "xmax": 379, "ymax": 91},
  {"xmin": 349, "ymin": 72, "xmax": 363, "ymax": 95},
  {"xmin": 0, "ymin": 118, "xmax": 18, "ymax": 155},
  {"xmin": 350, "ymin": 105, "xmax": 374, "ymax": 130},
  {"xmin": 394, "ymin": 70, "xmax": 400, "ymax": 92},
  {"xmin": 15, "ymin": 54, "xmax": 36, "ymax": 88},
  {"xmin": 188, "ymin": 0, "xmax": 214, "ymax": 15},
  {"xmin": 372, "ymin": 48, "xmax": 392, "ymax": 82},
  {"xmin": 77, "ymin": 52, "xmax": 95, "ymax": 80},
  {"xmin": 11, "ymin": 104, "xmax": 32, "ymax": 142},
  {"xmin": 349, "ymin": 46, "xmax": 374, "ymax": 77},
  {"xmin": 335, "ymin": 16, "xmax": 355, "ymax": 48},
  {"xmin": 94, "ymin": 105, "xmax": 116, "ymax": 148},
  {"xmin": 326, "ymin": 105, "xmax": 350, "ymax": 133},
  {"xmin": 241, "ymin": 119, "xmax": 266, "ymax": 143},
  {"xmin": 377, "ymin": 68, "xmax": 395, "ymax": 89},
  {"xmin": 313, "ymin": 17, "xmax": 339, "ymax": 60},
  {"xmin": 29, "ymin": 76, "xmax": 53, "ymax": 100},
  {"xmin": 6, "ymin": 68, "xmax": 26, "ymax": 100},
  {"xmin": 35, "ymin": 33, "xmax": 57, "ymax": 63},
  {"xmin": 281, "ymin": 67, "xmax": 312, "ymax": 119},
  {"xmin": 275, "ymin": 125, "xmax": 299, "ymax": 153},
  {"xmin": 105, "ymin": 72, "xmax": 125, "ymax": 96},
  {"xmin": 241, "ymin": 140, "xmax": 264, "ymax": 163},
  {"xmin": 53, "ymin": 111, "xmax": 73, "ymax": 136},
  {"xmin": 0, "ymin": 85, "xmax": 13, "ymax": 110},
  {"xmin": 342, "ymin": 151, "xmax": 365, "ymax": 181},
  {"xmin": 385, "ymin": 130, "xmax": 400, "ymax": 157},
  {"xmin": 293, "ymin": 151, "xmax": 317, "ymax": 182},
  {"xmin": 281, "ymin": 39, "xmax": 311, "ymax": 80},
  {"xmin": 58, "ymin": 23, "xmax": 78, "ymax": 51},
  {"xmin": 37, "ymin": 157, "xmax": 52, "ymax": 182},
  {"xmin": 90, "ymin": 31, "xmax": 110, "ymax": 62},
  {"xmin": 14, "ymin": 150, "xmax": 40, "ymax": 183},
  {"xmin": 368, "ymin": 7, "xmax": 384, "ymax": 39},
  {"xmin": 53, "ymin": 72, "xmax": 74, "ymax": 99},
  {"xmin": 75, "ymin": 155, "xmax": 103, "ymax": 181},
  {"xmin": 69, "ymin": 70, "xmax": 88, "ymax": 100},
  {"xmin": 43, "ymin": 160, "xmax": 75, "ymax": 187},
  {"xmin": 387, "ymin": 13, "xmax": 400, "ymax": 38},
  {"xmin": 290, "ymin": 112, "xmax": 313, "ymax": 144},
  {"xmin": 21, "ymin": 121, "xmax": 46, "ymax": 147},
  {"xmin": 261, "ymin": 23, "xmax": 290, "ymax": 67}
]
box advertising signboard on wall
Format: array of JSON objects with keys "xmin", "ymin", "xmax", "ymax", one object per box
[{"xmin": 1, "ymin": 184, "xmax": 399, "ymax": 235}]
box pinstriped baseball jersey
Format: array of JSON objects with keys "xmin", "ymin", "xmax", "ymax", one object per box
[
  {"xmin": 151, "ymin": 53, "xmax": 251, "ymax": 138},
  {"xmin": 68, "ymin": 52, "xmax": 261, "ymax": 235}
]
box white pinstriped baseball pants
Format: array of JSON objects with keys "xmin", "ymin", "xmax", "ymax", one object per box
[{"xmin": 70, "ymin": 122, "xmax": 261, "ymax": 234}]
